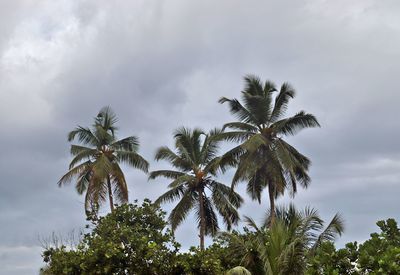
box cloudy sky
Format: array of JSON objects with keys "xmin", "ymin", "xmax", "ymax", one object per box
[{"xmin": 1, "ymin": 0, "xmax": 400, "ymax": 273}]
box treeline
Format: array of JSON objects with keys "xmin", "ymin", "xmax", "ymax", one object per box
[{"xmin": 41, "ymin": 201, "xmax": 400, "ymax": 274}]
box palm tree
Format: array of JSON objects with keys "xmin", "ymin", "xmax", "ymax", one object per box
[
  {"xmin": 218, "ymin": 75, "xmax": 320, "ymax": 224},
  {"xmin": 149, "ymin": 127, "xmax": 243, "ymax": 250},
  {"xmin": 58, "ymin": 106, "xmax": 149, "ymax": 214},
  {"xmin": 222, "ymin": 204, "xmax": 344, "ymax": 275}
]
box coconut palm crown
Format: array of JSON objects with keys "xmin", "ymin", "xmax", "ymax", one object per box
[
  {"xmin": 58, "ymin": 106, "xmax": 149, "ymax": 214},
  {"xmin": 218, "ymin": 75, "xmax": 320, "ymax": 223},
  {"xmin": 149, "ymin": 127, "xmax": 243, "ymax": 250}
]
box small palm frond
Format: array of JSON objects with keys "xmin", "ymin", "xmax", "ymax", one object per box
[
  {"xmin": 273, "ymin": 111, "xmax": 320, "ymax": 136},
  {"xmin": 110, "ymin": 163, "xmax": 128, "ymax": 204},
  {"xmin": 111, "ymin": 136, "xmax": 139, "ymax": 152},
  {"xmin": 241, "ymin": 92, "xmax": 272, "ymax": 126},
  {"xmin": 85, "ymin": 176, "xmax": 108, "ymax": 212},
  {"xmin": 211, "ymin": 182, "xmax": 243, "ymax": 230},
  {"xmin": 312, "ymin": 213, "xmax": 344, "ymax": 252},
  {"xmin": 214, "ymin": 130, "xmax": 254, "ymax": 143},
  {"xmin": 58, "ymin": 161, "xmax": 92, "ymax": 186},
  {"xmin": 200, "ymin": 129, "xmax": 221, "ymax": 164},
  {"xmin": 148, "ymin": 170, "xmax": 185, "ymax": 180},
  {"xmin": 222, "ymin": 122, "xmax": 259, "ymax": 132},
  {"xmin": 91, "ymin": 154, "xmax": 113, "ymax": 182},
  {"xmin": 167, "ymin": 175, "xmax": 196, "ymax": 188},
  {"xmin": 219, "ymin": 145, "xmax": 245, "ymax": 172},
  {"xmin": 203, "ymin": 156, "xmax": 221, "ymax": 176},
  {"xmin": 243, "ymin": 74, "xmax": 264, "ymax": 96},
  {"xmin": 211, "ymin": 181, "xmax": 243, "ymax": 208},
  {"xmin": 199, "ymin": 195, "xmax": 219, "ymax": 236},
  {"xmin": 243, "ymin": 215, "xmax": 260, "ymax": 231},
  {"xmin": 115, "ymin": 151, "xmax": 149, "ymax": 172},
  {"xmin": 93, "ymin": 124, "xmax": 115, "ymax": 146},
  {"xmin": 95, "ymin": 106, "xmax": 118, "ymax": 135},
  {"xmin": 174, "ymin": 127, "xmax": 204, "ymax": 165},
  {"xmin": 155, "ymin": 185, "xmax": 186, "ymax": 205},
  {"xmin": 155, "ymin": 146, "xmax": 192, "ymax": 171},
  {"xmin": 219, "ymin": 97, "xmax": 257, "ymax": 124},
  {"xmin": 246, "ymin": 172, "xmax": 266, "ymax": 203},
  {"xmin": 241, "ymin": 133, "xmax": 269, "ymax": 153},
  {"xmin": 68, "ymin": 126, "xmax": 98, "ymax": 145},
  {"xmin": 169, "ymin": 191, "xmax": 196, "ymax": 231},
  {"xmin": 70, "ymin": 145, "xmax": 95, "ymax": 156},
  {"xmin": 75, "ymin": 169, "xmax": 91, "ymax": 195},
  {"xmin": 270, "ymin": 82, "xmax": 295, "ymax": 122},
  {"xmin": 68, "ymin": 147, "xmax": 97, "ymax": 169}
]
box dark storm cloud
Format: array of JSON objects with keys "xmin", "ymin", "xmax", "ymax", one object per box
[{"xmin": 1, "ymin": 0, "xmax": 400, "ymax": 273}]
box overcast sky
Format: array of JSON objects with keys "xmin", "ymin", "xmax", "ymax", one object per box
[{"xmin": 1, "ymin": 0, "xmax": 400, "ymax": 274}]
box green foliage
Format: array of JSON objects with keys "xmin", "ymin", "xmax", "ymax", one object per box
[
  {"xmin": 176, "ymin": 246, "xmax": 225, "ymax": 275},
  {"xmin": 357, "ymin": 218, "xmax": 400, "ymax": 274},
  {"xmin": 306, "ymin": 242, "xmax": 359, "ymax": 275},
  {"xmin": 306, "ymin": 218, "xmax": 400, "ymax": 275},
  {"xmin": 41, "ymin": 200, "xmax": 180, "ymax": 275}
]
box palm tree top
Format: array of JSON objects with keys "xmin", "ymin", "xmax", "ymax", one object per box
[
  {"xmin": 149, "ymin": 127, "xmax": 243, "ymax": 250},
  {"xmin": 219, "ymin": 75, "xmax": 320, "ymax": 135},
  {"xmin": 58, "ymin": 106, "xmax": 149, "ymax": 214}
]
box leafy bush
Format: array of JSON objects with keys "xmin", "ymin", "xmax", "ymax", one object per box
[{"xmin": 41, "ymin": 200, "xmax": 180, "ymax": 275}]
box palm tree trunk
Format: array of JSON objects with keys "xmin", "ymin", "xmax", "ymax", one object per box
[
  {"xmin": 107, "ymin": 176, "xmax": 114, "ymax": 212},
  {"xmin": 199, "ymin": 188, "xmax": 206, "ymax": 251},
  {"xmin": 268, "ymin": 183, "xmax": 275, "ymax": 227}
]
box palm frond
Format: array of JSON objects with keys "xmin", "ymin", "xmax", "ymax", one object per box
[
  {"xmin": 67, "ymin": 126, "xmax": 98, "ymax": 146},
  {"xmin": 111, "ymin": 136, "xmax": 139, "ymax": 152},
  {"xmin": 214, "ymin": 130, "xmax": 254, "ymax": 143},
  {"xmin": 174, "ymin": 127, "xmax": 204, "ymax": 166},
  {"xmin": 222, "ymin": 122, "xmax": 259, "ymax": 132},
  {"xmin": 148, "ymin": 170, "xmax": 185, "ymax": 180},
  {"xmin": 92, "ymin": 154, "xmax": 113, "ymax": 180},
  {"xmin": 241, "ymin": 133, "xmax": 269, "ymax": 153},
  {"xmin": 211, "ymin": 182, "xmax": 243, "ymax": 230},
  {"xmin": 169, "ymin": 191, "xmax": 196, "ymax": 231},
  {"xmin": 203, "ymin": 156, "xmax": 221, "ymax": 176},
  {"xmin": 219, "ymin": 97, "xmax": 258, "ymax": 124},
  {"xmin": 68, "ymin": 147, "xmax": 97, "ymax": 169},
  {"xmin": 115, "ymin": 151, "xmax": 149, "ymax": 172},
  {"xmin": 199, "ymin": 129, "xmax": 222, "ymax": 164},
  {"xmin": 273, "ymin": 111, "xmax": 320, "ymax": 136},
  {"xmin": 154, "ymin": 146, "xmax": 192, "ymax": 171},
  {"xmin": 198, "ymin": 195, "xmax": 219, "ymax": 236},
  {"xmin": 155, "ymin": 185, "xmax": 186, "ymax": 205},
  {"xmin": 58, "ymin": 161, "xmax": 92, "ymax": 186},
  {"xmin": 167, "ymin": 174, "xmax": 196, "ymax": 188},
  {"xmin": 243, "ymin": 74, "xmax": 264, "ymax": 96},
  {"xmin": 270, "ymin": 82, "xmax": 295, "ymax": 122},
  {"xmin": 312, "ymin": 213, "xmax": 344, "ymax": 252},
  {"xmin": 241, "ymin": 93, "xmax": 271, "ymax": 126},
  {"xmin": 243, "ymin": 215, "xmax": 260, "ymax": 231},
  {"xmin": 95, "ymin": 106, "xmax": 118, "ymax": 136},
  {"xmin": 110, "ymin": 163, "xmax": 128, "ymax": 204},
  {"xmin": 75, "ymin": 169, "xmax": 91, "ymax": 195},
  {"xmin": 219, "ymin": 145, "xmax": 245, "ymax": 172}
]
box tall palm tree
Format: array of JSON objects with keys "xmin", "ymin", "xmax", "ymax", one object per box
[
  {"xmin": 222, "ymin": 204, "xmax": 344, "ymax": 275},
  {"xmin": 149, "ymin": 127, "xmax": 243, "ymax": 250},
  {"xmin": 58, "ymin": 106, "xmax": 149, "ymax": 214},
  {"xmin": 218, "ymin": 75, "xmax": 320, "ymax": 224}
]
